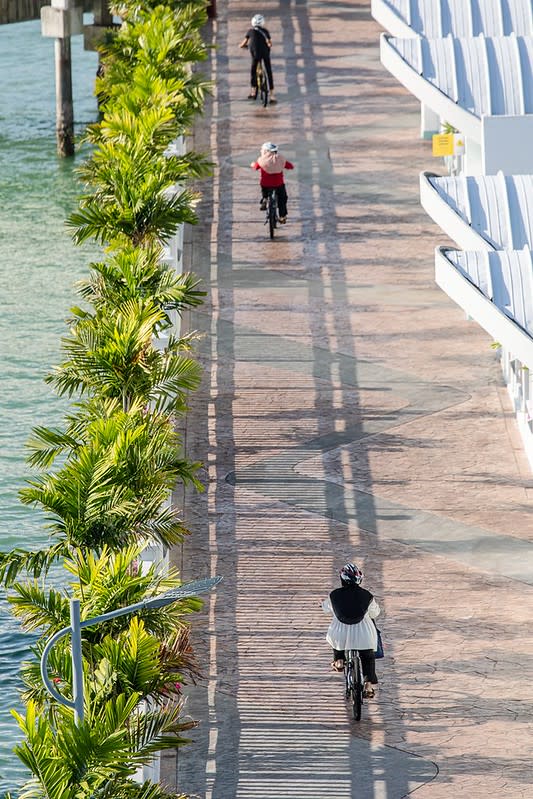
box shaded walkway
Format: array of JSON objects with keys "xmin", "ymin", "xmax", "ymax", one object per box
[{"xmin": 163, "ymin": 2, "xmax": 533, "ymax": 797}]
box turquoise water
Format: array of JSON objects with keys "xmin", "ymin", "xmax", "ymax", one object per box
[{"xmin": 0, "ymin": 20, "xmax": 98, "ymax": 790}]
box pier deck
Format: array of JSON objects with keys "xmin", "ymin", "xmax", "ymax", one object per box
[{"xmin": 163, "ymin": 2, "xmax": 533, "ymax": 796}]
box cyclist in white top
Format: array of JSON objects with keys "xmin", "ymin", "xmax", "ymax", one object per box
[{"xmin": 322, "ymin": 563, "xmax": 380, "ymax": 697}]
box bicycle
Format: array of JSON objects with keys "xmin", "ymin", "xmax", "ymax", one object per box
[
  {"xmin": 264, "ymin": 188, "xmax": 278, "ymax": 239},
  {"xmin": 255, "ymin": 60, "xmax": 269, "ymax": 107},
  {"xmin": 344, "ymin": 649, "xmax": 364, "ymax": 721}
]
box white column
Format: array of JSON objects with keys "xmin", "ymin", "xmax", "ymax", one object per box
[
  {"xmin": 420, "ymin": 103, "xmax": 440, "ymax": 139},
  {"xmin": 463, "ymin": 138, "xmax": 483, "ymax": 175}
]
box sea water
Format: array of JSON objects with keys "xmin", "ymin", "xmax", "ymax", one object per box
[{"xmin": 0, "ymin": 19, "xmax": 98, "ymax": 790}]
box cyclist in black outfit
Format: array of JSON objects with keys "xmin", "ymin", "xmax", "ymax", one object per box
[{"xmin": 239, "ymin": 14, "xmax": 277, "ymax": 103}]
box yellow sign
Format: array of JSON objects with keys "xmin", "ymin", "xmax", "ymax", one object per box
[
  {"xmin": 453, "ymin": 133, "xmax": 465, "ymax": 155},
  {"xmin": 432, "ymin": 133, "xmax": 455, "ymax": 156}
]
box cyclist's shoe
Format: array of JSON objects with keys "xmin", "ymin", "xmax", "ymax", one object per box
[
  {"xmin": 331, "ymin": 659, "xmax": 345, "ymax": 672},
  {"xmin": 259, "ymin": 198, "xmax": 267, "ymax": 210},
  {"xmin": 269, "ymin": 92, "xmax": 277, "ymax": 104},
  {"xmin": 363, "ymin": 682, "xmax": 376, "ymax": 698},
  {"xmin": 247, "ymin": 90, "xmax": 257, "ymax": 100},
  {"xmin": 279, "ymin": 216, "xmax": 287, "ymax": 224}
]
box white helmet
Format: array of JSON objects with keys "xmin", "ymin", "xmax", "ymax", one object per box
[
  {"xmin": 251, "ymin": 14, "xmax": 264, "ymax": 27},
  {"xmin": 261, "ymin": 141, "xmax": 278, "ymax": 153}
]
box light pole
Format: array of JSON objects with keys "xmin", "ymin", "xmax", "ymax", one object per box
[{"xmin": 40, "ymin": 576, "xmax": 222, "ymax": 724}]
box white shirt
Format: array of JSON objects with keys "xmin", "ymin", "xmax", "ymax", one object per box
[{"xmin": 322, "ymin": 595, "xmax": 380, "ymax": 651}]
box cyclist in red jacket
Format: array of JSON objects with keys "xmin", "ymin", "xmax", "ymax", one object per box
[{"xmin": 250, "ymin": 142, "xmax": 294, "ymax": 223}]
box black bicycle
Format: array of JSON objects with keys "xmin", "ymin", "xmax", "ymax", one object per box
[
  {"xmin": 256, "ymin": 60, "xmax": 269, "ymax": 107},
  {"xmin": 344, "ymin": 649, "xmax": 364, "ymax": 720},
  {"xmin": 264, "ymin": 188, "xmax": 277, "ymax": 239}
]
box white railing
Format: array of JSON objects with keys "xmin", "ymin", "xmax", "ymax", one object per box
[
  {"xmin": 501, "ymin": 348, "xmax": 533, "ymax": 469},
  {"xmin": 134, "ymin": 133, "xmax": 186, "ymax": 784}
]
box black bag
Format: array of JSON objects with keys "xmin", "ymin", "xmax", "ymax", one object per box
[{"xmin": 374, "ymin": 622, "xmax": 384, "ymax": 659}]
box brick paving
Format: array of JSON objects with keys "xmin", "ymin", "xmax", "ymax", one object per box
[{"xmin": 162, "ymin": 1, "xmax": 533, "ymax": 797}]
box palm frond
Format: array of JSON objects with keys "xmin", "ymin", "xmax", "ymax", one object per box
[
  {"xmin": 101, "ymin": 780, "xmax": 188, "ymax": 799},
  {"xmin": 67, "ymin": 187, "xmax": 198, "ymax": 248},
  {"xmin": 25, "ymin": 426, "xmax": 81, "ymax": 468},
  {"xmin": 126, "ymin": 701, "xmax": 196, "ymax": 756},
  {"xmin": 0, "ymin": 544, "xmax": 68, "ymax": 586},
  {"xmin": 8, "ymin": 582, "xmax": 69, "ymax": 631}
]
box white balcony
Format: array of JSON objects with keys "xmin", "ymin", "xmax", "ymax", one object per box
[
  {"xmin": 381, "ymin": 33, "xmax": 533, "ymax": 173},
  {"xmin": 372, "ymin": 0, "xmax": 533, "ymax": 39}
]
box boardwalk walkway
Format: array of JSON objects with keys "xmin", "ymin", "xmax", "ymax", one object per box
[{"xmin": 162, "ymin": 2, "xmax": 533, "ymax": 797}]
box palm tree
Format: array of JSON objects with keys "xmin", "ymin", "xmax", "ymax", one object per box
[
  {"xmin": 92, "ymin": 68, "xmax": 211, "ymax": 141},
  {"xmin": 67, "ymin": 147, "xmax": 199, "ymax": 248},
  {"xmin": 4, "ymin": 0, "xmax": 212, "ymax": 792},
  {"xmin": 76, "ymin": 245, "xmax": 205, "ymax": 316},
  {"xmin": 47, "ymin": 299, "xmax": 201, "ymax": 411},
  {"xmin": 9, "ymin": 546, "xmax": 201, "ymax": 711},
  {"xmin": 81, "ymin": 102, "xmax": 211, "ymax": 171},
  {"xmin": 93, "ymin": 3, "xmax": 211, "ymax": 144},
  {"xmin": 12, "ymin": 696, "xmax": 191, "ymax": 799},
  {"xmin": 102, "ymin": 4, "xmax": 208, "ymax": 75},
  {"xmin": 71, "ymin": 6, "xmax": 213, "ymax": 252},
  {"xmin": 11, "ymin": 544, "xmax": 201, "ymax": 639},
  {"xmin": 0, "ymin": 407, "xmax": 202, "ymax": 582},
  {"xmin": 7, "ymin": 548, "xmax": 200, "ymax": 799}
]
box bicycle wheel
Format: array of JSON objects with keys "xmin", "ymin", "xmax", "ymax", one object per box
[
  {"xmin": 352, "ymin": 653, "xmax": 363, "ymax": 721},
  {"xmin": 259, "ymin": 63, "xmax": 269, "ymax": 107},
  {"xmin": 344, "ymin": 658, "xmax": 353, "ymax": 700},
  {"xmin": 268, "ymin": 192, "xmax": 276, "ymax": 239}
]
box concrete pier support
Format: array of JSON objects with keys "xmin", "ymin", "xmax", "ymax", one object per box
[
  {"xmin": 54, "ymin": 35, "xmax": 74, "ymax": 156},
  {"xmin": 41, "ymin": 0, "xmax": 82, "ymax": 156}
]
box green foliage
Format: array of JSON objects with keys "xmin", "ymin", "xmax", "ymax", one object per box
[
  {"xmin": 88, "ymin": 616, "xmax": 190, "ymax": 703},
  {"xmin": 13, "ymin": 696, "xmax": 138, "ymax": 798},
  {"xmin": 6, "ymin": 0, "xmax": 212, "ymax": 791},
  {"xmin": 46, "ymin": 299, "xmax": 202, "ymax": 410},
  {"xmin": 77, "ymin": 246, "xmax": 205, "ymax": 315},
  {"xmin": 94, "ymin": 66, "xmax": 209, "ymax": 135},
  {"xmin": 65, "ymin": 545, "xmax": 203, "ymax": 635},
  {"xmin": 67, "ymin": 158, "xmax": 199, "ymax": 248},
  {"xmin": 1, "ymin": 404, "xmax": 202, "ymax": 581},
  {"xmin": 10, "ymin": 547, "xmax": 201, "ymax": 710},
  {"xmin": 101, "ymin": 4, "xmax": 208, "ymax": 74},
  {"xmin": 12, "ymin": 696, "xmax": 192, "ymax": 799},
  {"xmin": 0, "ymin": 400, "xmax": 204, "ymax": 583},
  {"xmin": 0, "ymin": 544, "xmax": 68, "ymax": 586},
  {"xmin": 9, "ymin": 581, "xmax": 70, "ymax": 632},
  {"xmin": 19, "ymin": 410, "xmax": 201, "ymax": 553},
  {"xmin": 66, "ymin": 3, "xmax": 213, "ymax": 253},
  {"xmin": 441, "ymin": 121, "xmax": 458, "ymax": 134}
]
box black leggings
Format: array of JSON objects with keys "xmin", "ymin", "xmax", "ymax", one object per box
[
  {"xmin": 251, "ymin": 55, "xmax": 274, "ymax": 90},
  {"xmin": 333, "ymin": 649, "xmax": 378, "ymax": 684},
  {"xmin": 261, "ymin": 185, "xmax": 288, "ymax": 217}
]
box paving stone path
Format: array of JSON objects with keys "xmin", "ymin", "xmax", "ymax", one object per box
[{"xmin": 162, "ymin": 2, "xmax": 533, "ymax": 797}]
